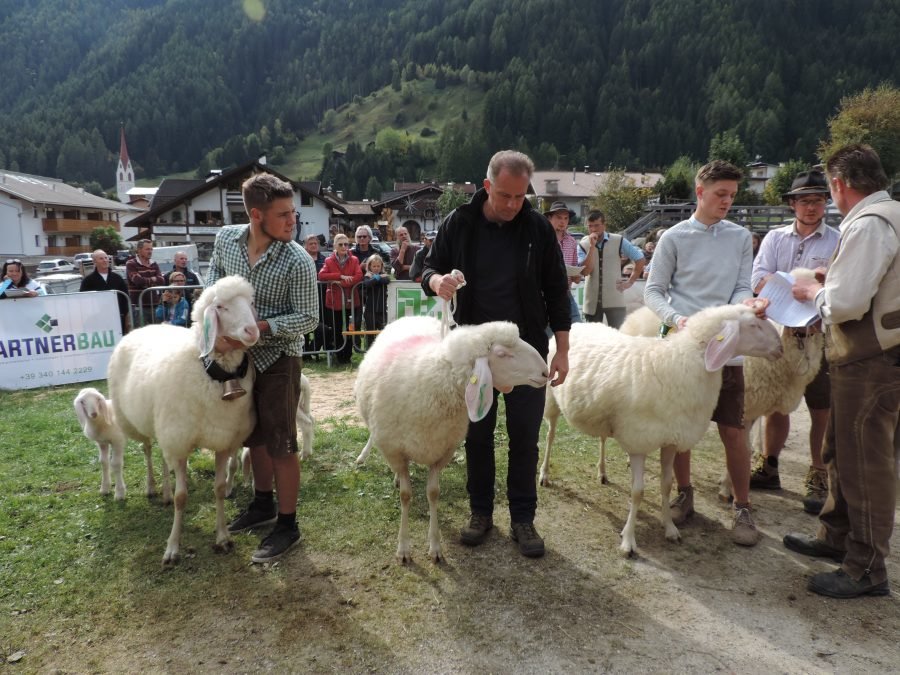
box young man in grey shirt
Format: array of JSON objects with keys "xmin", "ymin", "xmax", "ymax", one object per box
[{"xmin": 645, "ymin": 160, "xmax": 768, "ymax": 547}]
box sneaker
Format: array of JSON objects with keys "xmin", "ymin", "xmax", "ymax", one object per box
[
  {"xmin": 510, "ymin": 521, "xmax": 545, "ymax": 558},
  {"xmin": 732, "ymin": 506, "xmax": 761, "ymax": 546},
  {"xmin": 669, "ymin": 486, "xmax": 694, "ymax": 525},
  {"xmin": 250, "ymin": 522, "xmax": 300, "ymax": 563},
  {"xmin": 460, "ymin": 513, "xmax": 493, "ymax": 546},
  {"xmin": 749, "ymin": 456, "xmax": 781, "ymax": 490},
  {"xmin": 802, "ymin": 466, "xmax": 828, "ymax": 515},
  {"xmin": 227, "ymin": 500, "xmax": 277, "ymax": 533}
]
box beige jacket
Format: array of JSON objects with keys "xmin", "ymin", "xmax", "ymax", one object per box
[{"xmin": 817, "ymin": 191, "xmax": 900, "ymax": 364}]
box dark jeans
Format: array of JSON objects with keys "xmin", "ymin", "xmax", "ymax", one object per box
[
  {"xmin": 817, "ymin": 348, "xmax": 900, "ymax": 584},
  {"xmin": 465, "ymin": 383, "xmax": 547, "ymax": 523}
]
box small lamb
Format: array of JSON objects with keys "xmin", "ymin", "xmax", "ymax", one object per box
[
  {"xmin": 74, "ymin": 387, "xmax": 127, "ymax": 500},
  {"xmin": 542, "ymin": 304, "xmax": 782, "ymax": 556},
  {"xmin": 355, "ymin": 316, "xmax": 549, "ymax": 564}
]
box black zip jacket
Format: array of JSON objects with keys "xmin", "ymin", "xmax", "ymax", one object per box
[{"xmin": 421, "ymin": 188, "xmax": 571, "ymax": 356}]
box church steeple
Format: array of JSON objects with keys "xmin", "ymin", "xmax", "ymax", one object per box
[{"xmin": 116, "ymin": 126, "xmax": 135, "ymax": 203}]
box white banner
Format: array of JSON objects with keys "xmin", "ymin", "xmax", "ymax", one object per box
[{"xmin": 0, "ymin": 292, "xmax": 122, "ymax": 390}]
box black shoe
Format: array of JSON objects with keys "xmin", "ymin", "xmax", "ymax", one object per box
[
  {"xmin": 251, "ymin": 522, "xmax": 300, "ymax": 563},
  {"xmin": 808, "ymin": 569, "xmax": 889, "ymax": 599},
  {"xmin": 802, "ymin": 495, "xmax": 826, "ymax": 515},
  {"xmin": 460, "ymin": 513, "xmax": 493, "ymax": 546},
  {"xmin": 783, "ymin": 532, "xmax": 845, "ymax": 563},
  {"xmin": 749, "ymin": 460, "xmax": 781, "ymax": 490},
  {"xmin": 510, "ymin": 521, "xmax": 545, "ymax": 558},
  {"xmin": 227, "ymin": 500, "xmax": 277, "ymax": 533}
]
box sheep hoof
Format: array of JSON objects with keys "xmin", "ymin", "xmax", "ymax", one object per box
[
  {"xmin": 212, "ymin": 540, "xmax": 235, "ymax": 554},
  {"xmin": 429, "ymin": 549, "xmax": 444, "ymax": 564},
  {"xmin": 665, "ymin": 526, "xmax": 681, "ymax": 543},
  {"xmin": 600, "ymin": 475, "xmax": 609, "ymax": 485},
  {"xmin": 539, "ymin": 475, "xmax": 551, "ymax": 487},
  {"xmin": 396, "ymin": 553, "xmax": 412, "ymax": 565},
  {"xmin": 300, "ymin": 450, "xmax": 311, "ymax": 461},
  {"xmin": 162, "ymin": 552, "xmax": 181, "ymax": 567}
]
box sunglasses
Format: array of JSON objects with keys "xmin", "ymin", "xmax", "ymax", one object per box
[
  {"xmin": 356, "ymin": 235, "xmax": 370, "ymax": 239},
  {"xmin": 6, "ymin": 259, "xmax": 22, "ymax": 264},
  {"xmin": 335, "ymin": 243, "xmax": 349, "ymax": 248}
]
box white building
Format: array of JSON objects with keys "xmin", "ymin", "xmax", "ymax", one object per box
[
  {"xmin": 531, "ymin": 169, "xmax": 663, "ymax": 221},
  {"xmin": 125, "ymin": 157, "xmax": 343, "ymax": 259},
  {"xmin": 0, "ymin": 170, "xmax": 138, "ymax": 258},
  {"xmin": 746, "ymin": 161, "xmax": 781, "ymax": 195}
]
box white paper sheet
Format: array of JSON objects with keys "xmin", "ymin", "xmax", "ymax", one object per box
[{"xmin": 758, "ymin": 271, "xmax": 819, "ymax": 328}]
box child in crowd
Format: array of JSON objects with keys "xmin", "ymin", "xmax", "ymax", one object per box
[
  {"xmin": 361, "ymin": 255, "xmax": 390, "ymax": 348},
  {"xmin": 155, "ymin": 272, "xmax": 189, "ymax": 326}
]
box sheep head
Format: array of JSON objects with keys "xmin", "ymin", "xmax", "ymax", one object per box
[
  {"xmin": 192, "ymin": 276, "xmax": 260, "ymax": 357},
  {"xmin": 74, "ymin": 387, "xmax": 111, "ymax": 427},
  {"xmin": 682, "ymin": 305, "xmax": 783, "ymax": 371},
  {"xmin": 445, "ymin": 322, "xmax": 550, "ymax": 422}
]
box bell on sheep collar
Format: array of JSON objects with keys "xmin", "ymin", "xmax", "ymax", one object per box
[{"xmin": 201, "ymin": 353, "xmax": 250, "ymax": 401}]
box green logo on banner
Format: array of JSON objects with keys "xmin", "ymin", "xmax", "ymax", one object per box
[
  {"xmin": 396, "ymin": 289, "xmax": 440, "ymax": 318},
  {"xmin": 35, "ymin": 314, "xmax": 57, "ymax": 333}
]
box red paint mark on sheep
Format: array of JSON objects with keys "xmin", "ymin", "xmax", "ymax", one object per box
[{"xmin": 380, "ymin": 334, "xmax": 440, "ymax": 363}]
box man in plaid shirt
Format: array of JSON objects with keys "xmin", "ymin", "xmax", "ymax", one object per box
[{"xmin": 207, "ymin": 172, "xmax": 319, "ymax": 563}]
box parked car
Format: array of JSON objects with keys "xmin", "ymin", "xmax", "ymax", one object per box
[
  {"xmin": 114, "ymin": 250, "xmax": 131, "ymax": 265},
  {"xmin": 36, "ymin": 258, "xmax": 75, "ymax": 274},
  {"xmin": 72, "ymin": 252, "xmax": 93, "ymax": 269}
]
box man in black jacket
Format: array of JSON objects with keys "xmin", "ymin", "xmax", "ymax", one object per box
[
  {"xmin": 422, "ymin": 149, "xmax": 571, "ymax": 558},
  {"xmin": 79, "ymin": 249, "xmax": 129, "ymax": 333}
]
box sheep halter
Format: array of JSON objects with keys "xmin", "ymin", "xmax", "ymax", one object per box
[
  {"xmin": 440, "ymin": 269, "xmax": 466, "ymax": 338},
  {"xmin": 201, "ymin": 353, "xmax": 250, "ymax": 400}
]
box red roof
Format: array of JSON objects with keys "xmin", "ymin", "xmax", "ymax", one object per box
[{"xmin": 119, "ymin": 127, "xmax": 130, "ymax": 167}]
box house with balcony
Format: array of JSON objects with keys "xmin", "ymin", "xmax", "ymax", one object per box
[
  {"xmin": 0, "ymin": 170, "xmax": 138, "ymax": 258},
  {"xmin": 531, "ymin": 169, "xmax": 663, "ymax": 223},
  {"xmin": 125, "ymin": 157, "xmax": 345, "ymax": 260}
]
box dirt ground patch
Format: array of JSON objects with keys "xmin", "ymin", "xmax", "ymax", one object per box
[{"xmin": 32, "ymin": 370, "xmax": 900, "ymax": 673}]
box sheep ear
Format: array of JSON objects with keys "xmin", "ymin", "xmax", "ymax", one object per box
[
  {"xmin": 704, "ymin": 319, "xmax": 740, "ymax": 371},
  {"xmin": 200, "ymin": 304, "xmax": 219, "ymax": 357},
  {"xmin": 465, "ymin": 356, "xmax": 494, "ymax": 422},
  {"xmin": 74, "ymin": 394, "xmax": 87, "ymax": 427}
]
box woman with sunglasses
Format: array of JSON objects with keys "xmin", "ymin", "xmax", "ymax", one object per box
[
  {"xmin": 1, "ymin": 259, "xmax": 46, "ymax": 299},
  {"xmin": 317, "ymin": 233, "xmax": 362, "ymax": 364}
]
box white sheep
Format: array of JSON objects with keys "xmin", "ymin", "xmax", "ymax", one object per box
[
  {"xmin": 355, "ymin": 316, "xmax": 549, "ymax": 564},
  {"xmin": 74, "ymin": 387, "xmax": 127, "ymax": 500},
  {"xmin": 226, "ymin": 373, "xmax": 314, "ymax": 494},
  {"xmin": 541, "ymin": 304, "xmax": 782, "ymax": 556},
  {"xmin": 108, "ymin": 275, "xmax": 260, "ymax": 566}
]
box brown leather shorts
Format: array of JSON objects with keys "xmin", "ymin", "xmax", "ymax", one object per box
[
  {"xmin": 711, "ymin": 365, "xmax": 745, "ymax": 429},
  {"xmin": 245, "ymin": 354, "xmax": 302, "ymax": 457}
]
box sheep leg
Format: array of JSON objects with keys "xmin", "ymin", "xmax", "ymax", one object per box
[
  {"xmin": 162, "ymin": 457, "xmax": 189, "ymax": 566},
  {"xmin": 224, "ymin": 448, "xmax": 240, "ymax": 498},
  {"xmin": 98, "ymin": 442, "xmax": 112, "ymax": 496},
  {"xmin": 660, "ymin": 445, "xmax": 680, "ymax": 543},
  {"xmin": 426, "ymin": 460, "xmax": 450, "ymax": 563},
  {"xmin": 159, "ymin": 455, "xmax": 172, "ymax": 506},
  {"xmin": 597, "ymin": 437, "xmax": 609, "ymax": 484},
  {"xmin": 212, "ymin": 450, "xmax": 235, "ymax": 554},
  {"xmin": 297, "ymin": 410, "xmax": 314, "ymax": 461},
  {"xmin": 110, "ymin": 438, "xmax": 126, "ymax": 501},
  {"xmin": 619, "ymin": 453, "xmax": 645, "ymax": 557},
  {"xmin": 395, "ymin": 461, "xmax": 413, "ymax": 564},
  {"xmin": 539, "ymin": 412, "xmax": 559, "ymax": 487},
  {"xmin": 355, "ymin": 436, "xmax": 374, "ymax": 465},
  {"xmin": 142, "ymin": 440, "xmax": 157, "ymax": 498}
]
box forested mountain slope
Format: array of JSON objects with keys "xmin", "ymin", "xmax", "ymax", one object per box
[{"xmin": 1, "ymin": 0, "xmax": 897, "ymax": 185}]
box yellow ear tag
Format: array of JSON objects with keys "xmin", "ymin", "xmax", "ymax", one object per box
[
  {"xmin": 470, "ymin": 375, "xmax": 478, "ymax": 384},
  {"xmin": 716, "ymin": 334, "xmax": 725, "ymax": 341}
]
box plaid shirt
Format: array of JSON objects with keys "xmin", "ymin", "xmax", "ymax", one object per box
[{"xmin": 207, "ymin": 225, "xmax": 319, "ymax": 373}]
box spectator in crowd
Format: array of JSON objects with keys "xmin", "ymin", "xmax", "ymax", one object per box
[
  {"xmin": 751, "ymin": 232, "xmax": 762, "ymax": 259},
  {"xmin": 126, "ymin": 239, "xmax": 165, "ymax": 328},
  {"xmin": 749, "ymin": 169, "xmax": 840, "ymax": 514},
  {"xmin": 208, "ymin": 172, "xmax": 319, "ymax": 564},
  {"xmin": 351, "ymin": 225, "xmax": 377, "ymax": 267},
  {"xmin": 1, "ymin": 259, "xmax": 46, "ymax": 298},
  {"xmin": 422, "ymin": 149, "xmax": 571, "ymax": 558},
  {"xmin": 304, "ymin": 234, "xmax": 327, "ymax": 354},
  {"xmin": 544, "ymin": 201, "xmax": 582, "ymax": 324},
  {"xmin": 644, "ymin": 159, "xmax": 768, "ymax": 547},
  {"xmin": 318, "ymin": 233, "xmax": 363, "ymax": 364},
  {"xmin": 785, "ymin": 143, "xmax": 900, "ymax": 599},
  {"xmin": 390, "ymin": 226, "xmax": 417, "ymax": 280},
  {"xmin": 155, "ymin": 272, "xmax": 190, "ymax": 326},
  {"xmin": 79, "ymin": 249, "xmax": 129, "ymax": 332},
  {"xmin": 409, "ymin": 230, "xmax": 435, "ymax": 282},
  {"xmin": 361, "ymin": 254, "xmax": 390, "ymax": 348},
  {"xmin": 577, "ymin": 210, "xmax": 645, "ymax": 328},
  {"xmin": 164, "ymin": 251, "xmax": 201, "ymax": 287}
]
